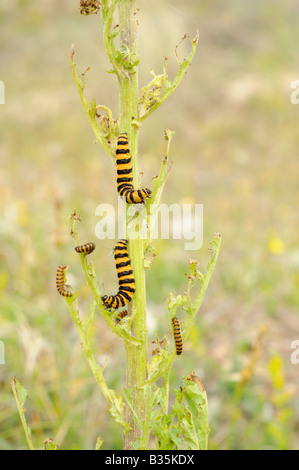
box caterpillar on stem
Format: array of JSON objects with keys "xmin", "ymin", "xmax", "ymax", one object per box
[
  {"xmin": 56, "ymin": 265, "xmax": 73, "ymax": 297},
  {"xmin": 116, "ymin": 133, "xmax": 151, "ymax": 204},
  {"xmin": 101, "ymin": 239, "xmax": 135, "ymax": 309}
]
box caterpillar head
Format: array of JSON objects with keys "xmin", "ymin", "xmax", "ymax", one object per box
[
  {"xmin": 145, "ymin": 188, "xmax": 152, "ymax": 198},
  {"xmin": 101, "ymin": 295, "xmax": 114, "ymax": 310}
]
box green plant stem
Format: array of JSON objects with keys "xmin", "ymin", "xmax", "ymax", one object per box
[
  {"xmin": 69, "ymin": 217, "xmax": 141, "ymax": 346},
  {"xmin": 102, "ymin": 0, "xmax": 122, "ymax": 77},
  {"xmin": 70, "ymin": 47, "xmax": 115, "ymax": 163},
  {"xmin": 81, "ymin": 255, "xmax": 141, "ymax": 345},
  {"xmin": 183, "ymin": 234, "xmax": 222, "ymax": 340},
  {"xmin": 66, "ymin": 297, "xmax": 114, "ymax": 406},
  {"xmin": 146, "ymin": 234, "xmax": 221, "ymax": 386},
  {"xmin": 145, "ymin": 130, "xmax": 174, "ymax": 245},
  {"xmin": 134, "ymin": 29, "xmax": 199, "ymax": 125},
  {"xmin": 162, "ymin": 368, "xmax": 170, "ymax": 415},
  {"xmin": 68, "ymin": 1, "xmax": 214, "ymax": 450},
  {"xmin": 139, "ymin": 384, "xmax": 157, "ymax": 449},
  {"xmin": 11, "ymin": 377, "xmax": 35, "ymax": 450},
  {"xmin": 117, "ymin": 0, "xmax": 148, "ymax": 449},
  {"xmin": 124, "ymin": 342, "xmax": 138, "ymax": 442}
]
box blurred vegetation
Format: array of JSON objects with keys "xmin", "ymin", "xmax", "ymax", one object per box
[{"xmin": 0, "ymin": 0, "xmax": 299, "ymax": 450}]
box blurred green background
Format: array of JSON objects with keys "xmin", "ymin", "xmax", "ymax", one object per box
[{"xmin": 0, "ymin": 0, "xmax": 299, "ymax": 450}]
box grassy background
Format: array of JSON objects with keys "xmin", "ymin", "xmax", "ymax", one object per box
[{"xmin": 0, "ymin": 0, "xmax": 299, "ymax": 450}]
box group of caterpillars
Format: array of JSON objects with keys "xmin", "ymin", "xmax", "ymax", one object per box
[{"xmin": 56, "ymin": 133, "xmax": 183, "ymax": 355}]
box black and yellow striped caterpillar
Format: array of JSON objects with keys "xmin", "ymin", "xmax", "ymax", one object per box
[
  {"xmin": 56, "ymin": 265, "xmax": 73, "ymax": 297},
  {"xmin": 116, "ymin": 133, "xmax": 151, "ymax": 204},
  {"xmin": 101, "ymin": 239, "xmax": 135, "ymax": 309},
  {"xmin": 75, "ymin": 242, "xmax": 95, "ymax": 255},
  {"xmin": 172, "ymin": 316, "xmax": 183, "ymax": 355},
  {"xmin": 116, "ymin": 310, "xmax": 128, "ymax": 323}
]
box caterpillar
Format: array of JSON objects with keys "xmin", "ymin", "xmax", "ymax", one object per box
[
  {"xmin": 101, "ymin": 239, "xmax": 135, "ymax": 309},
  {"xmin": 116, "ymin": 310, "xmax": 128, "ymax": 323},
  {"xmin": 75, "ymin": 242, "xmax": 95, "ymax": 255},
  {"xmin": 116, "ymin": 133, "xmax": 152, "ymax": 204},
  {"xmin": 172, "ymin": 316, "xmax": 183, "ymax": 355},
  {"xmin": 56, "ymin": 264, "xmax": 73, "ymax": 297}
]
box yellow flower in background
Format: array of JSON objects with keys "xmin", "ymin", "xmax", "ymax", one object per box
[
  {"xmin": 0, "ymin": 271, "xmax": 8, "ymax": 293},
  {"xmin": 268, "ymin": 355, "xmax": 284, "ymax": 390},
  {"xmin": 15, "ymin": 199, "xmax": 28, "ymax": 227},
  {"xmin": 235, "ymin": 179, "xmax": 252, "ymax": 196},
  {"xmin": 268, "ymin": 236, "xmax": 286, "ymax": 255}
]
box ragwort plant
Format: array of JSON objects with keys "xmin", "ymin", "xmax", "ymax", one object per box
[{"xmin": 13, "ymin": 0, "xmax": 221, "ymax": 450}]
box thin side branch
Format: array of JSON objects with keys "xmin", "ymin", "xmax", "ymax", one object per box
[
  {"xmin": 145, "ymin": 129, "xmax": 175, "ymax": 246},
  {"xmin": 65, "ymin": 297, "xmax": 115, "ymax": 405},
  {"xmin": 145, "ymin": 233, "xmax": 221, "ymax": 386},
  {"xmin": 69, "ymin": 213, "xmax": 141, "ymax": 346},
  {"xmin": 70, "ymin": 46, "xmax": 116, "ymax": 163},
  {"xmin": 134, "ymin": 28, "xmax": 199, "ymax": 125},
  {"xmin": 11, "ymin": 377, "xmax": 35, "ymax": 450}
]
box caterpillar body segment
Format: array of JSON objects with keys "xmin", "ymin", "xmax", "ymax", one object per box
[
  {"xmin": 116, "ymin": 133, "xmax": 152, "ymax": 204},
  {"xmin": 75, "ymin": 242, "xmax": 96, "ymax": 255},
  {"xmin": 101, "ymin": 239, "xmax": 135, "ymax": 310},
  {"xmin": 56, "ymin": 264, "xmax": 73, "ymax": 297},
  {"xmin": 172, "ymin": 316, "xmax": 183, "ymax": 355},
  {"xmin": 116, "ymin": 310, "xmax": 128, "ymax": 323}
]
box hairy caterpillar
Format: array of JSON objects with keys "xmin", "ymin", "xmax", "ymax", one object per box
[
  {"xmin": 101, "ymin": 239, "xmax": 135, "ymax": 309},
  {"xmin": 172, "ymin": 316, "xmax": 183, "ymax": 355},
  {"xmin": 116, "ymin": 133, "xmax": 151, "ymax": 204},
  {"xmin": 75, "ymin": 242, "xmax": 95, "ymax": 255},
  {"xmin": 56, "ymin": 265, "xmax": 73, "ymax": 297},
  {"xmin": 116, "ymin": 310, "xmax": 128, "ymax": 323}
]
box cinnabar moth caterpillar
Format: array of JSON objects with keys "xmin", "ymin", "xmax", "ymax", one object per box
[
  {"xmin": 116, "ymin": 310, "xmax": 128, "ymax": 323},
  {"xmin": 75, "ymin": 242, "xmax": 95, "ymax": 255},
  {"xmin": 172, "ymin": 316, "xmax": 183, "ymax": 355},
  {"xmin": 101, "ymin": 239, "xmax": 135, "ymax": 309},
  {"xmin": 116, "ymin": 133, "xmax": 151, "ymax": 204},
  {"xmin": 56, "ymin": 265, "xmax": 73, "ymax": 297}
]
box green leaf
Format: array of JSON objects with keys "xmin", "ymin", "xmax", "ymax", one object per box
[
  {"xmin": 132, "ymin": 438, "xmax": 141, "ymax": 450},
  {"xmin": 153, "ymin": 373, "xmax": 209, "ymax": 451},
  {"xmin": 95, "ymin": 436, "xmax": 104, "ymax": 450},
  {"xmin": 90, "ymin": 98, "xmax": 97, "ymax": 117},
  {"xmin": 166, "ymin": 292, "xmax": 185, "ymax": 316},
  {"xmin": 109, "ymin": 393, "xmax": 131, "ymax": 432},
  {"xmin": 123, "ymin": 388, "xmax": 143, "ymax": 429},
  {"xmin": 43, "ymin": 438, "xmax": 58, "ymax": 450},
  {"xmin": 181, "ymin": 378, "xmax": 209, "ymax": 450},
  {"xmin": 11, "ymin": 377, "xmax": 35, "ymax": 450},
  {"xmin": 144, "ymin": 244, "xmax": 156, "ymax": 269},
  {"xmin": 206, "ymin": 233, "xmax": 222, "ymax": 272},
  {"xmin": 180, "ymin": 413, "xmax": 199, "ymax": 450},
  {"xmin": 15, "ymin": 378, "xmax": 28, "ymax": 405}
]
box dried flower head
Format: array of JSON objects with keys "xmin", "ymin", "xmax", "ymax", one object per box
[{"xmin": 79, "ymin": 0, "xmax": 101, "ymax": 16}]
